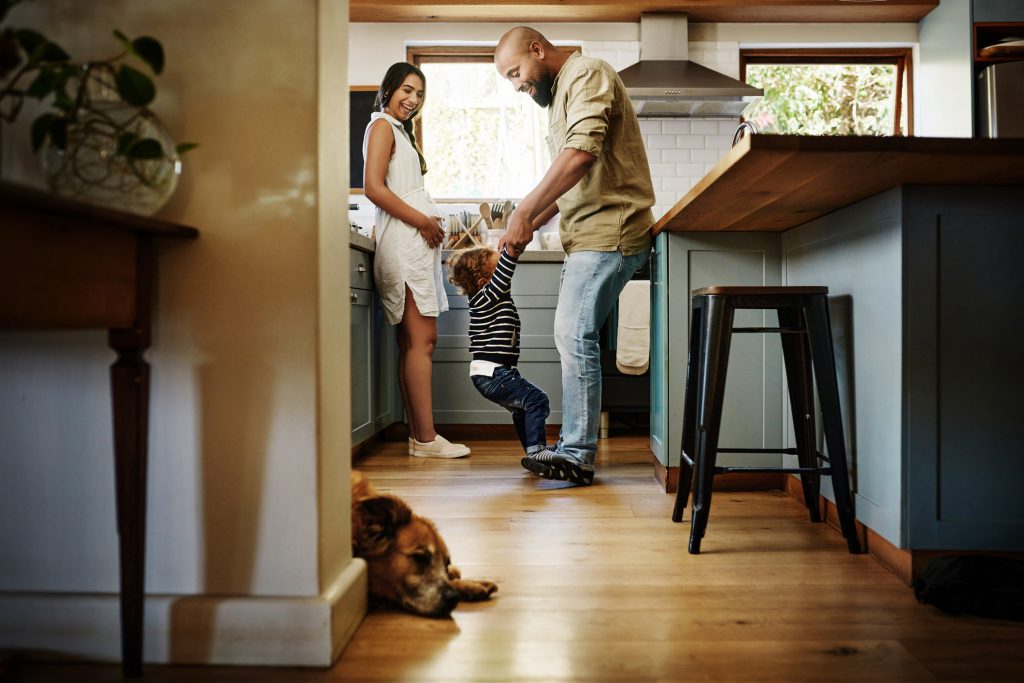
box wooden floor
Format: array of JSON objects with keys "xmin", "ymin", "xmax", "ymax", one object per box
[{"xmin": 7, "ymin": 434, "xmax": 1024, "ymax": 681}]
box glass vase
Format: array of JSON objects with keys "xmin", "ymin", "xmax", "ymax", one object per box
[{"xmin": 39, "ymin": 63, "xmax": 182, "ymax": 216}]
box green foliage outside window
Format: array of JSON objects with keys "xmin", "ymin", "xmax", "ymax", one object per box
[
  {"xmin": 744, "ymin": 63, "xmax": 903, "ymax": 136},
  {"xmin": 419, "ymin": 62, "xmax": 550, "ymax": 199}
]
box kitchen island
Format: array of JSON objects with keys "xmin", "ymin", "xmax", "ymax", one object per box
[{"xmin": 651, "ymin": 135, "xmax": 1024, "ymax": 555}]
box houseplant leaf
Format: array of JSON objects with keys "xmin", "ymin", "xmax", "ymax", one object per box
[
  {"xmin": 115, "ymin": 64, "xmax": 155, "ymax": 106},
  {"xmin": 131, "ymin": 36, "xmax": 163, "ymax": 75},
  {"xmin": 112, "ymin": 30, "xmax": 164, "ymax": 75}
]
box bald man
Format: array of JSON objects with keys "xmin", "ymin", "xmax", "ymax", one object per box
[{"xmin": 495, "ymin": 27, "xmax": 655, "ymax": 486}]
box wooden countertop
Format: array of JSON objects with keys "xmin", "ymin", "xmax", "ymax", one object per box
[{"xmin": 653, "ymin": 135, "xmax": 1024, "ymax": 233}]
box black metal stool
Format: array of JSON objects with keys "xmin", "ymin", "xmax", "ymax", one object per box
[{"xmin": 671, "ymin": 286, "xmax": 862, "ymax": 555}]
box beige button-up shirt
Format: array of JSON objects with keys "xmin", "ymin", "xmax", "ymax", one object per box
[{"xmin": 547, "ymin": 51, "xmax": 655, "ymax": 256}]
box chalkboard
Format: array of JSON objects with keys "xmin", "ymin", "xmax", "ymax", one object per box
[{"xmin": 350, "ymin": 87, "xmax": 378, "ymax": 190}]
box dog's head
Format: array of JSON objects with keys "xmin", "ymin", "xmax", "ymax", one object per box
[{"xmin": 351, "ymin": 473, "xmax": 460, "ymax": 617}]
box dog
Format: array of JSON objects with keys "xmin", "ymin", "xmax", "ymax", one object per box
[{"xmin": 351, "ymin": 470, "xmax": 497, "ymax": 617}]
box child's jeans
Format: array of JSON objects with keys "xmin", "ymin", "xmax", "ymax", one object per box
[{"xmin": 471, "ymin": 366, "xmax": 549, "ymax": 453}]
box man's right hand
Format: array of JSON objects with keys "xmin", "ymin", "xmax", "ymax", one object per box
[{"xmin": 502, "ymin": 207, "xmax": 534, "ymax": 255}]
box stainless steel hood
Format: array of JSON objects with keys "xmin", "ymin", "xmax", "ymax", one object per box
[{"xmin": 619, "ymin": 13, "xmax": 762, "ymax": 117}]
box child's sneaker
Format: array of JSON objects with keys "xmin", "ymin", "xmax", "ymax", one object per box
[
  {"xmin": 521, "ymin": 449, "xmax": 595, "ymax": 486},
  {"xmin": 411, "ymin": 434, "xmax": 471, "ymax": 459}
]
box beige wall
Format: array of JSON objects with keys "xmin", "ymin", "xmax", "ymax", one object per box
[{"xmin": 0, "ymin": 0, "xmax": 351, "ymax": 604}]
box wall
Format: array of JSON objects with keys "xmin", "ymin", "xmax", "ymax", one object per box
[
  {"xmin": 916, "ymin": 0, "xmax": 973, "ymax": 136},
  {"xmin": 0, "ymin": 0, "xmax": 363, "ymax": 666},
  {"xmin": 350, "ymin": 21, "xmax": 918, "ymax": 219}
]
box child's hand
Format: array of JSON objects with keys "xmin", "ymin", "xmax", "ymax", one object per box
[{"xmin": 418, "ymin": 215, "xmax": 445, "ymax": 249}]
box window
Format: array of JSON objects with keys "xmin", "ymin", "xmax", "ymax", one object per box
[
  {"xmin": 740, "ymin": 49, "xmax": 912, "ymax": 136},
  {"xmin": 409, "ymin": 46, "xmax": 564, "ymax": 200}
]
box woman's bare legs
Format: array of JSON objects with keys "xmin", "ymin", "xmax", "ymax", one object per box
[{"xmin": 397, "ymin": 285, "xmax": 438, "ymax": 443}]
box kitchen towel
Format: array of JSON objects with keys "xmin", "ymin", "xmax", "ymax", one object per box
[{"xmin": 615, "ymin": 280, "xmax": 650, "ymax": 375}]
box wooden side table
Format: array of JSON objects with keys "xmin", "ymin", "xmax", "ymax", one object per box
[{"xmin": 0, "ymin": 182, "xmax": 199, "ymax": 677}]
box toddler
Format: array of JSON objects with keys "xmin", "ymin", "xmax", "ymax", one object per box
[{"xmin": 446, "ymin": 247, "xmax": 552, "ymax": 460}]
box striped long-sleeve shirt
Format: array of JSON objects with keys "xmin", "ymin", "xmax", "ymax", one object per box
[{"xmin": 467, "ymin": 248, "xmax": 521, "ymax": 365}]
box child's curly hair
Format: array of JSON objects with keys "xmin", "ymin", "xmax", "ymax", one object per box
[{"xmin": 446, "ymin": 247, "xmax": 496, "ymax": 297}]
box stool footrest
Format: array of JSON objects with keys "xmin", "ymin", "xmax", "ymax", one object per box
[
  {"xmin": 715, "ymin": 466, "xmax": 832, "ymax": 475},
  {"xmin": 732, "ymin": 327, "xmax": 805, "ymax": 334},
  {"xmin": 717, "ymin": 447, "xmax": 801, "ymax": 455}
]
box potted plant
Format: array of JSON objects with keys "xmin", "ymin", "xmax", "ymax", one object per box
[{"xmin": 0, "ymin": 0, "xmax": 196, "ymax": 215}]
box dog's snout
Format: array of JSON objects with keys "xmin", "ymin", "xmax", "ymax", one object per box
[{"xmin": 442, "ymin": 583, "xmax": 459, "ymax": 611}]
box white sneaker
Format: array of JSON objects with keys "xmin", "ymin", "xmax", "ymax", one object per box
[
  {"xmin": 408, "ymin": 437, "xmax": 414, "ymax": 455},
  {"xmin": 411, "ymin": 434, "xmax": 471, "ymax": 459}
]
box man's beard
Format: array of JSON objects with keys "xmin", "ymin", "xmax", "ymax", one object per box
[{"xmin": 530, "ymin": 71, "xmax": 554, "ymax": 107}]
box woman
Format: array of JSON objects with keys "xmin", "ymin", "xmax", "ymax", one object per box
[{"xmin": 363, "ymin": 62, "xmax": 470, "ymax": 459}]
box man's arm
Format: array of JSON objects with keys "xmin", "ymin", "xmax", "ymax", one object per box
[{"xmin": 502, "ymin": 148, "xmax": 595, "ymax": 254}]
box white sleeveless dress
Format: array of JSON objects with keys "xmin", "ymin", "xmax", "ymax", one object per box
[{"xmin": 363, "ymin": 112, "xmax": 448, "ymax": 324}]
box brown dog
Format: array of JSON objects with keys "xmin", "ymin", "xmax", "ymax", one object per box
[{"xmin": 351, "ymin": 471, "xmax": 497, "ymax": 617}]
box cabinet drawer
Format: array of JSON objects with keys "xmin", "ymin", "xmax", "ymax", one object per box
[{"xmin": 350, "ymin": 248, "xmax": 373, "ymax": 291}]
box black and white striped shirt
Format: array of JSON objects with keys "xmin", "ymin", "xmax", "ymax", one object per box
[{"xmin": 468, "ymin": 248, "xmax": 521, "ymax": 366}]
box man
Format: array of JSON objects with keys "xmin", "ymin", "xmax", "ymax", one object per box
[{"xmin": 495, "ymin": 27, "xmax": 655, "ymax": 486}]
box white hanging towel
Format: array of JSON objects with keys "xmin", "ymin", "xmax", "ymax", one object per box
[{"xmin": 615, "ymin": 280, "xmax": 651, "ymax": 375}]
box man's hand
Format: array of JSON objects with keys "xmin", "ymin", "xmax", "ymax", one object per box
[{"xmin": 502, "ymin": 207, "xmax": 534, "ymax": 256}]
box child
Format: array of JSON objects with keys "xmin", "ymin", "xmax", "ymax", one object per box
[{"xmin": 446, "ymin": 246, "xmax": 552, "ymax": 461}]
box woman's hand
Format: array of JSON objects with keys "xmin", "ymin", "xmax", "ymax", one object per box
[{"xmin": 417, "ymin": 215, "xmax": 445, "ymax": 249}]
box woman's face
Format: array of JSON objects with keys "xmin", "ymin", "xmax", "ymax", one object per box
[{"xmin": 385, "ymin": 74, "xmax": 425, "ymax": 121}]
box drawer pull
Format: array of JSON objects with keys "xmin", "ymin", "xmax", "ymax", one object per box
[
  {"xmin": 350, "ymin": 292, "xmax": 358, "ymax": 304},
  {"xmin": 356, "ymin": 264, "xmax": 367, "ymax": 273}
]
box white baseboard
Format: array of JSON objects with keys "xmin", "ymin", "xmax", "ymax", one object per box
[{"xmin": 0, "ymin": 558, "xmax": 367, "ymax": 667}]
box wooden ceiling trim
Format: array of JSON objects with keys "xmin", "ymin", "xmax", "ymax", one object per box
[{"xmin": 350, "ymin": 1, "xmax": 938, "ymax": 24}]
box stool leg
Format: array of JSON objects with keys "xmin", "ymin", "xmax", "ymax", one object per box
[
  {"xmin": 804, "ymin": 296, "xmax": 862, "ymax": 554},
  {"xmin": 778, "ymin": 306, "xmax": 822, "ymax": 523},
  {"xmin": 673, "ymin": 301, "xmax": 703, "ymax": 522},
  {"xmin": 689, "ymin": 296, "xmax": 733, "ymax": 554}
]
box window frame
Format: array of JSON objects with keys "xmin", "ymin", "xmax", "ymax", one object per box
[
  {"xmin": 406, "ymin": 45, "xmax": 579, "ymax": 201},
  {"xmin": 739, "ymin": 48, "xmax": 914, "ymax": 136}
]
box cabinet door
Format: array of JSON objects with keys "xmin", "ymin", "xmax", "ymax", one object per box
[
  {"xmin": 372, "ymin": 291, "xmax": 401, "ymax": 430},
  {"xmin": 650, "ymin": 232, "xmax": 783, "ymax": 469},
  {"xmin": 350, "ymin": 288, "xmax": 373, "ymax": 445}
]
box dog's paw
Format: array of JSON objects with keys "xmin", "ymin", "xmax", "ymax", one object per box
[{"xmin": 452, "ymin": 578, "xmax": 498, "ymax": 601}]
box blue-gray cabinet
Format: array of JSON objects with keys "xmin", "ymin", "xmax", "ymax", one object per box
[
  {"xmin": 782, "ymin": 186, "xmax": 1024, "ymax": 551},
  {"xmin": 649, "ymin": 231, "xmax": 783, "ymax": 477},
  {"xmin": 350, "ymin": 246, "xmax": 402, "ymax": 446}
]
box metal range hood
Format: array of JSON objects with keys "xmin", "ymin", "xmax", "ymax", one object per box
[{"xmin": 619, "ymin": 13, "xmax": 763, "ymax": 117}]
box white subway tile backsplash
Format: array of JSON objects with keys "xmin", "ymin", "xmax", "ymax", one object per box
[
  {"xmin": 639, "ymin": 120, "xmax": 663, "ymax": 135},
  {"xmin": 660, "ymin": 148, "xmax": 691, "ymax": 163},
  {"xmin": 675, "ymin": 163, "xmax": 706, "ymax": 177},
  {"xmin": 675, "ymin": 134, "xmax": 705, "ymax": 147},
  {"xmin": 660, "ymin": 120, "xmax": 690, "ymax": 134},
  {"xmin": 689, "ymin": 120, "xmax": 719, "ymax": 135},
  {"xmin": 662, "ymin": 176, "xmax": 693, "ymax": 192},
  {"xmin": 691, "ymin": 148, "xmax": 721, "ymax": 163},
  {"xmin": 718, "ymin": 120, "xmax": 740, "ymax": 135},
  {"xmin": 647, "ymin": 134, "xmax": 677, "ymax": 149},
  {"xmin": 649, "ymin": 163, "xmax": 675, "ymax": 177},
  {"xmin": 705, "ymin": 134, "xmax": 733, "ymax": 149}
]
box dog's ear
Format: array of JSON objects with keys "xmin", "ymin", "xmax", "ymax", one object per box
[{"xmin": 352, "ymin": 494, "xmax": 412, "ymax": 557}]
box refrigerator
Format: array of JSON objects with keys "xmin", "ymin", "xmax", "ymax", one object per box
[{"xmin": 976, "ymin": 60, "xmax": 1024, "ymax": 138}]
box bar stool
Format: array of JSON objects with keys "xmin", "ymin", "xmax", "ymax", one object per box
[{"xmin": 670, "ymin": 286, "xmax": 862, "ymax": 555}]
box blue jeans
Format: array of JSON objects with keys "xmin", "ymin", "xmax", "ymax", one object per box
[
  {"xmin": 554, "ymin": 248, "xmax": 651, "ymax": 465},
  {"xmin": 472, "ymin": 366, "xmax": 550, "ymax": 453}
]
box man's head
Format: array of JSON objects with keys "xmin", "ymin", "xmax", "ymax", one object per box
[{"xmin": 494, "ymin": 27, "xmax": 566, "ymax": 108}]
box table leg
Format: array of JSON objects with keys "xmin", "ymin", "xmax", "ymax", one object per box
[{"xmin": 108, "ymin": 240, "xmax": 153, "ymax": 678}]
